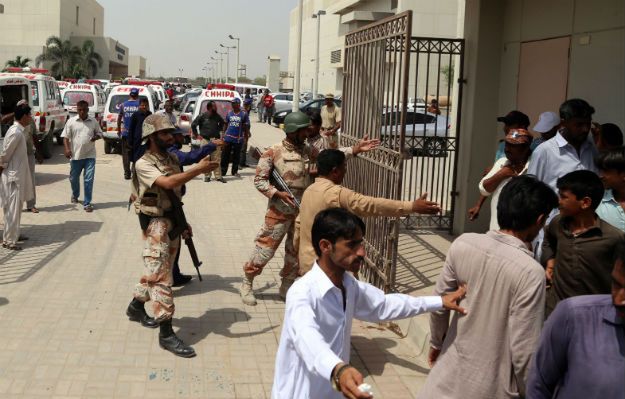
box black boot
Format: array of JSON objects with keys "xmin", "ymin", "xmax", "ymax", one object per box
[
  {"xmin": 126, "ymin": 298, "xmax": 158, "ymax": 328},
  {"xmin": 159, "ymin": 320, "xmax": 196, "ymax": 358}
]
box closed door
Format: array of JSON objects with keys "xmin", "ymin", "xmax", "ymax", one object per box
[{"xmin": 517, "ymin": 36, "xmax": 571, "ymax": 132}]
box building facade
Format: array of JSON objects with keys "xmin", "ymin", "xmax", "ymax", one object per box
[
  {"xmin": 288, "ymin": 0, "xmax": 460, "ymax": 97},
  {"xmin": 0, "ymin": 0, "xmax": 140, "ymax": 80},
  {"xmin": 129, "ymin": 55, "xmax": 146, "ymax": 79}
]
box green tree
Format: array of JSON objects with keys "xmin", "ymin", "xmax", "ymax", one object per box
[
  {"xmin": 237, "ymin": 76, "xmax": 252, "ymax": 84},
  {"xmin": 253, "ymin": 76, "xmax": 266, "ymax": 86},
  {"xmin": 78, "ymin": 40, "xmax": 103, "ymax": 78},
  {"xmin": 35, "ymin": 36, "xmax": 81, "ymax": 79},
  {"xmin": 441, "ymin": 64, "xmax": 455, "ymax": 87},
  {"xmin": 4, "ymin": 55, "xmax": 31, "ymax": 69}
]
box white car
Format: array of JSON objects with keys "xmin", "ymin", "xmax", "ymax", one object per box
[
  {"xmin": 62, "ymin": 83, "xmax": 106, "ymax": 123},
  {"xmin": 381, "ymin": 110, "xmax": 450, "ymax": 157},
  {"xmin": 271, "ymin": 93, "xmax": 296, "ymax": 113}
]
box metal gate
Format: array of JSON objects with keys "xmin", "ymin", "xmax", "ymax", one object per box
[{"xmin": 341, "ymin": 11, "xmax": 464, "ymax": 291}]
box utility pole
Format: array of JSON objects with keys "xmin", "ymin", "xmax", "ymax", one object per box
[
  {"xmin": 220, "ymin": 44, "xmax": 235, "ymax": 83},
  {"xmin": 312, "ymin": 10, "xmax": 326, "ymax": 100},
  {"xmin": 293, "ymin": 0, "xmax": 304, "ymax": 111},
  {"xmin": 229, "ymin": 35, "xmax": 240, "ymax": 83}
]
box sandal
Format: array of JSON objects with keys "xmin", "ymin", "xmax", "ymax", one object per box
[
  {"xmin": 2, "ymin": 243, "xmax": 22, "ymax": 251},
  {"xmin": 28, "ymin": 207, "xmax": 39, "ymax": 213}
]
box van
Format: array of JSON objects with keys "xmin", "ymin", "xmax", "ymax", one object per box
[
  {"xmin": 62, "ymin": 83, "xmax": 106, "ymax": 123},
  {"xmin": 0, "ymin": 75, "xmax": 31, "ymax": 137},
  {"xmin": 0, "ymin": 68, "xmax": 69, "ymax": 158},
  {"xmin": 102, "ymin": 85, "xmax": 155, "ymax": 154},
  {"xmin": 190, "ymin": 88, "xmax": 242, "ymax": 129},
  {"xmin": 149, "ymin": 84, "xmax": 167, "ymax": 109}
]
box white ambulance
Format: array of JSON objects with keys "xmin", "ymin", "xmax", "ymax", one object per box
[
  {"xmin": 190, "ymin": 88, "xmax": 243, "ymax": 127},
  {"xmin": 62, "ymin": 83, "xmax": 106, "ymax": 122},
  {"xmin": 102, "ymin": 85, "xmax": 156, "ymax": 154},
  {"xmin": 0, "ymin": 68, "xmax": 69, "ymax": 158},
  {"xmin": 0, "ymin": 75, "xmax": 31, "ymax": 139}
]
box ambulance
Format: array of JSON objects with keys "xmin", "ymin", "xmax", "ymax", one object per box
[
  {"xmin": 0, "ymin": 67, "xmax": 69, "ymax": 158},
  {"xmin": 102, "ymin": 85, "xmax": 156, "ymax": 154},
  {"xmin": 62, "ymin": 83, "xmax": 106, "ymax": 122},
  {"xmin": 0, "ymin": 75, "xmax": 31, "ymax": 138},
  {"xmin": 57, "ymin": 80, "xmax": 70, "ymax": 93},
  {"xmin": 190, "ymin": 88, "xmax": 243, "ymax": 126}
]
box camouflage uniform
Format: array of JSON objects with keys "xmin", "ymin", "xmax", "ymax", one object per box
[
  {"xmin": 132, "ymin": 150, "xmax": 182, "ymax": 321},
  {"xmin": 244, "ymin": 139, "xmax": 355, "ymax": 280}
]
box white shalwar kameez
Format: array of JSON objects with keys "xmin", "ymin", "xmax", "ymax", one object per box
[{"xmin": 0, "ymin": 122, "xmax": 34, "ymax": 246}]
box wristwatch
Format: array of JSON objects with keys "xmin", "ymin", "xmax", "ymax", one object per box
[{"xmin": 331, "ymin": 363, "xmax": 351, "ymax": 392}]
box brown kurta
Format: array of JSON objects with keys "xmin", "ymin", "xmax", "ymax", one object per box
[
  {"xmin": 418, "ymin": 231, "xmax": 546, "ymax": 399},
  {"xmin": 295, "ymin": 177, "xmax": 413, "ymax": 274},
  {"xmin": 541, "ymin": 214, "xmax": 625, "ymax": 316}
]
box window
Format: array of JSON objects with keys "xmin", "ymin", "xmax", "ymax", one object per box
[
  {"xmin": 75, "ymin": 6, "xmax": 79, "ymax": 25},
  {"xmin": 30, "ymin": 81, "xmax": 39, "ymax": 106},
  {"xmin": 63, "ymin": 91, "xmax": 95, "ymax": 106},
  {"xmin": 108, "ymin": 95, "xmax": 149, "ymax": 113}
]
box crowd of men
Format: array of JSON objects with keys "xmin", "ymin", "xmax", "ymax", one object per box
[{"xmin": 1, "ymin": 91, "xmax": 623, "ymax": 398}]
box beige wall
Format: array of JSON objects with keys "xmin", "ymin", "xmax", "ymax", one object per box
[
  {"xmin": 59, "ymin": 0, "xmax": 103, "ymax": 39},
  {"xmin": 0, "ymin": 0, "xmax": 104, "ymax": 70},
  {"xmin": 129, "ymin": 55, "xmax": 147, "ymax": 78}
]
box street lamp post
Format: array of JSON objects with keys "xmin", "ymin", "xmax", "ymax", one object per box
[
  {"xmin": 293, "ymin": 0, "xmax": 304, "ymax": 111},
  {"xmin": 228, "ymin": 35, "xmax": 240, "ymax": 84},
  {"xmin": 177, "ymin": 68, "xmax": 184, "ymax": 83},
  {"xmin": 312, "ymin": 10, "xmax": 326, "ymax": 100},
  {"xmin": 220, "ymin": 44, "xmax": 236, "ymax": 83},
  {"xmin": 212, "ymin": 53, "xmax": 225, "ymax": 83}
]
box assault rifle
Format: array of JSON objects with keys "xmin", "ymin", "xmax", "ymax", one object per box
[
  {"xmin": 252, "ymin": 146, "xmax": 300, "ymax": 209},
  {"xmin": 164, "ymin": 190, "xmax": 203, "ymax": 281}
]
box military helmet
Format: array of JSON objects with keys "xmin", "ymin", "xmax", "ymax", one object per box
[
  {"xmin": 283, "ymin": 111, "xmax": 311, "ymax": 134},
  {"xmin": 142, "ymin": 114, "xmax": 175, "ymax": 143}
]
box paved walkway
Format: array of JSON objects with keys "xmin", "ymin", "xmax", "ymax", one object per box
[{"xmin": 0, "ymin": 120, "xmax": 444, "ymax": 398}]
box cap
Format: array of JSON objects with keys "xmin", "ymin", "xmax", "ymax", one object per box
[
  {"xmin": 533, "ymin": 111, "xmax": 560, "ymax": 133},
  {"xmin": 231, "ymin": 97, "xmax": 241, "ymax": 104},
  {"xmin": 497, "ymin": 110, "xmax": 530, "ymax": 127},
  {"xmin": 130, "ymin": 88, "xmax": 139, "ymax": 96},
  {"xmin": 141, "ymin": 114, "xmax": 175, "ymax": 143},
  {"xmin": 325, "ymin": 93, "xmax": 334, "ymax": 99},
  {"xmin": 504, "ymin": 128, "xmax": 533, "ymax": 145}
]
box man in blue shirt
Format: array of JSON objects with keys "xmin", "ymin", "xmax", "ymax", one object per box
[
  {"xmin": 526, "ymin": 257, "xmax": 625, "ymax": 398},
  {"xmin": 117, "ymin": 88, "xmax": 141, "ymax": 180},
  {"xmin": 220, "ymin": 97, "xmax": 250, "ymax": 178}
]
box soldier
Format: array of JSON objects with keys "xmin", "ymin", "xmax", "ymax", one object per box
[
  {"xmin": 239, "ymin": 111, "xmax": 379, "ymax": 306},
  {"xmin": 125, "ymin": 114, "xmax": 218, "ymax": 357}
]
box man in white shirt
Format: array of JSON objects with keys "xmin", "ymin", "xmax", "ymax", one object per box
[
  {"xmin": 156, "ymin": 99, "xmax": 177, "ymax": 127},
  {"xmin": 272, "ymin": 208, "xmax": 467, "ymax": 399},
  {"xmin": 61, "ymin": 100, "xmax": 102, "ymax": 212},
  {"xmin": 0, "ymin": 105, "xmax": 34, "ymax": 250}
]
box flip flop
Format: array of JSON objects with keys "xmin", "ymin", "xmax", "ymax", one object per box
[{"xmin": 29, "ymin": 208, "xmax": 39, "ymax": 213}]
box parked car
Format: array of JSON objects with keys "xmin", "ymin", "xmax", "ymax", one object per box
[
  {"xmin": 272, "ymin": 98, "xmax": 343, "ymax": 126},
  {"xmin": 381, "ymin": 110, "xmax": 450, "ymax": 157},
  {"xmin": 178, "ymin": 98, "xmax": 196, "ymax": 142},
  {"xmin": 173, "ymin": 89, "xmax": 201, "ymax": 110},
  {"xmin": 272, "ymin": 93, "xmax": 296, "ymax": 113}
]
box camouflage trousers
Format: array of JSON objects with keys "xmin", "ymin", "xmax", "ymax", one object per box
[
  {"xmin": 243, "ymin": 206, "xmax": 299, "ymax": 281},
  {"xmin": 133, "ymin": 217, "xmax": 180, "ymax": 322}
]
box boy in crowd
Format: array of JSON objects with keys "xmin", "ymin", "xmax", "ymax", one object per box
[
  {"xmin": 596, "ymin": 147, "xmax": 625, "ymax": 232},
  {"xmin": 542, "ymin": 170, "xmax": 625, "ymax": 316}
]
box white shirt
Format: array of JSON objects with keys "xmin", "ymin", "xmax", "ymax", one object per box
[
  {"xmin": 271, "ymin": 263, "xmax": 443, "ymax": 399},
  {"xmin": 60, "ymin": 115, "xmax": 102, "ymax": 160},
  {"xmin": 479, "ymin": 156, "xmax": 530, "ymax": 230},
  {"xmin": 527, "ymin": 131, "xmax": 597, "ymax": 191},
  {"xmin": 0, "ymin": 122, "xmax": 34, "ymax": 203},
  {"xmin": 157, "ymin": 110, "xmax": 177, "ymax": 127}
]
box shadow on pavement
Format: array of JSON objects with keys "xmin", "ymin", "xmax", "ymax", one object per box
[
  {"xmin": 0, "ymin": 220, "xmax": 102, "ymax": 285},
  {"xmin": 352, "ymin": 336, "xmax": 431, "ymax": 377},
  {"xmin": 393, "ymin": 229, "xmax": 447, "ymax": 294},
  {"xmin": 173, "ymin": 274, "xmax": 239, "ymax": 298},
  {"xmin": 0, "ymin": 297, "xmax": 8, "ymax": 306},
  {"xmin": 37, "ymin": 201, "xmax": 127, "ymax": 213},
  {"xmin": 36, "ymin": 172, "xmax": 68, "ymax": 186},
  {"xmin": 175, "ymin": 307, "xmax": 276, "ymax": 345}
]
